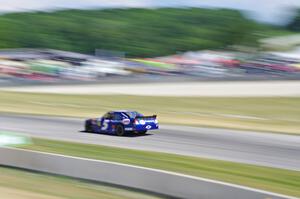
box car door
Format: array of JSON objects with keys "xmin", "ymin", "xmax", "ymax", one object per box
[{"xmin": 100, "ymin": 112, "xmax": 112, "ymax": 132}]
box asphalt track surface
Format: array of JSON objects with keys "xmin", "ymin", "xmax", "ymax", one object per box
[{"xmin": 1, "ymin": 114, "xmax": 299, "ymax": 171}]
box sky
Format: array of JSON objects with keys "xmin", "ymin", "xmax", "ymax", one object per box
[{"xmin": 0, "ymin": 0, "xmax": 300, "ymax": 24}]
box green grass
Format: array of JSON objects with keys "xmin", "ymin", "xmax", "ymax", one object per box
[
  {"xmin": 0, "ymin": 166, "xmax": 164, "ymax": 199},
  {"xmin": 20, "ymin": 138, "xmax": 300, "ymax": 198},
  {"xmin": 0, "ymin": 91, "xmax": 300, "ymax": 134}
]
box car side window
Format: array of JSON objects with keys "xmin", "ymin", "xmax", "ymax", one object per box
[{"xmin": 113, "ymin": 113, "xmax": 122, "ymax": 120}]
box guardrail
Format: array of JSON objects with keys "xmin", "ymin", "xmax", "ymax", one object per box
[{"xmin": 0, "ymin": 147, "xmax": 296, "ymax": 199}]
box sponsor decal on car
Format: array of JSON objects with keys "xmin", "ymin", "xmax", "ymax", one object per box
[
  {"xmin": 146, "ymin": 125, "xmax": 152, "ymax": 129},
  {"xmin": 122, "ymin": 118, "xmax": 130, "ymax": 125},
  {"xmin": 139, "ymin": 120, "xmax": 146, "ymax": 125}
]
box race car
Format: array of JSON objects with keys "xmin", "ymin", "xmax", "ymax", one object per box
[{"xmin": 84, "ymin": 110, "xmax": 159, "ymax": 136}]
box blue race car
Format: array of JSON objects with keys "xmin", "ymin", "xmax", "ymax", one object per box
[{"xmin": 84, "ymin": 110, "xmax": 159, "ymax": 136}]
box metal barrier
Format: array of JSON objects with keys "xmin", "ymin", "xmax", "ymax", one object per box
[{"xmin": 0, "ymin": 147, "xmax": 296, "ymax": 199}]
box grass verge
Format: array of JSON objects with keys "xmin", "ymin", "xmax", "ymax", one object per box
[
  {"xmin": 0, "ymin": 166, "xmax": 164, "ymax": 199},
  {"xmin": 0, "ymin": 91, "xmax": 300, "ymax": 134},
  {"xmin": 20, "ymin": 138, "xmax": 300, "ymax": 198}
]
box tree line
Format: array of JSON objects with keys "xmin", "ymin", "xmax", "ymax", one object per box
[{"xmin": 0, "ymin": 8, "xmax": 291, "ymax": 57}]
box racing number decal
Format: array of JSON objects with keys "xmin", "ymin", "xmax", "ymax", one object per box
[{"xmin": 101, "ymin": 120, "xmax": 109, "ymax": 130}]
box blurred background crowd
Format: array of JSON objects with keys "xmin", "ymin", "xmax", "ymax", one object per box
[
  {"xmin": 1, "ymin": 48, "xmax": 300, "ymax": 83},
  {"xmin": 1, "ymin": 8, "xmax": 300, "ymax": 83}
]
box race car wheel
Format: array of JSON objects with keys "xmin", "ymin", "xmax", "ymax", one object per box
[
  {"xmin": 116, "ymin": 125, "xmax": 125, "ymax": 136},
  {"xmin": 139, "ymin": 130, "xmax": 147, "ymax": 135}
]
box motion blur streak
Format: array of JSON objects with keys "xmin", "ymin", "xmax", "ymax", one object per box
[
  {"xmin": 1, "ymin": 3, "xmax": 300, "ymax": 199},
  {"xmin": 3, "ymin": 81, "xmax": 300, "ymax": 96},
  {"xmin": 1, "ymin": 8, "xmax": 300, "ymax": 84},
  {"xmin": 0, "ymin": 114, "xmax": 299, "ymax": 171}
]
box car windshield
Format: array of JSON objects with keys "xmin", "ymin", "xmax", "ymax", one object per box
[
  {"xmin": 103, "ymin": 112, "xmax": 112, "ymax": 119},
  {"xmin": 125, "ymin": 111, "xmax": 143, "ymax": 118}
]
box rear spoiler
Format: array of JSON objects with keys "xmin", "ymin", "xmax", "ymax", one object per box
[{"xmin": 136, "ymin": 115, "xmax": 157, "ymax": 119}]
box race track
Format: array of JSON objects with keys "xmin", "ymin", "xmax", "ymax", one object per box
[{"xmin": 1, "ymin": 114, "xmax": 299, "ymax": 171}]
